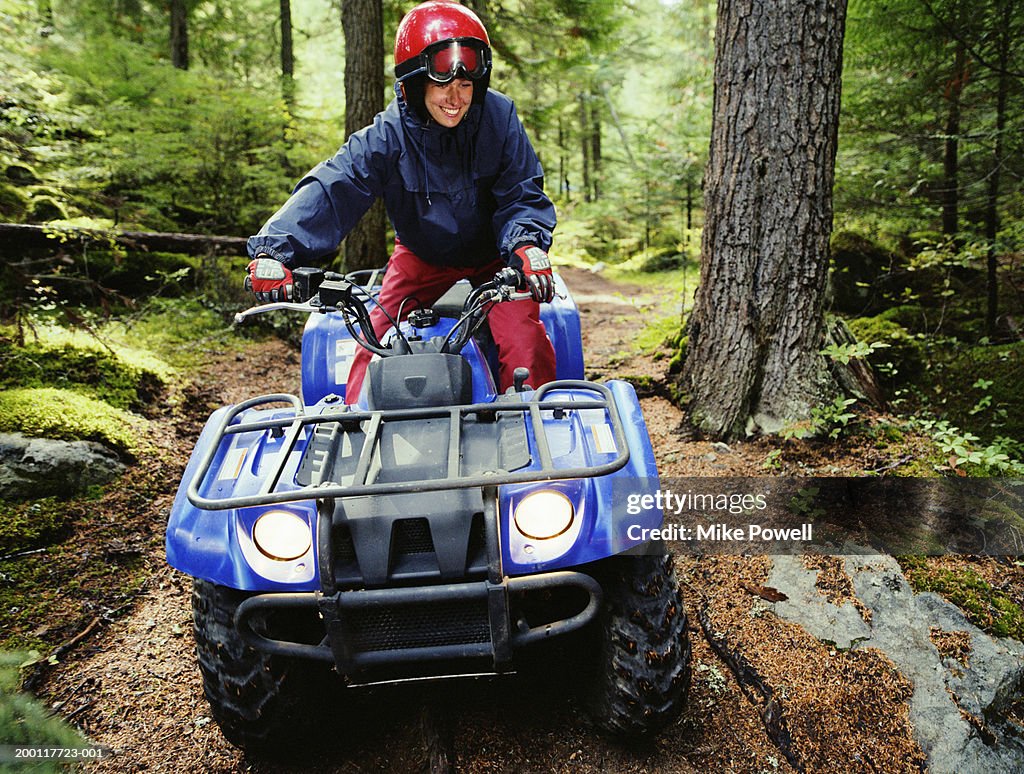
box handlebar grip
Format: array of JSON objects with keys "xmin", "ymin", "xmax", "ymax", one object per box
[{"xmin": 493, "ymin": 266, "xmax": 523, "ymax": 288}]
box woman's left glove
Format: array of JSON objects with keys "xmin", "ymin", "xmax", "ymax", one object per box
[
  {"xmin": 244, "ymin": 256, "xmax": 294, "ymax": 302},
  {"xmin": 511, "ymin": 245, "xmax": 554, "ymax": 303}
]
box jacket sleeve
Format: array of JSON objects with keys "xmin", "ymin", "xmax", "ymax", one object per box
[
  {"xmin": 247, "ymin": 117, "xmax": 394, "ymax": 265},
  {"xmin": 490, "ymin": 102, "xmax": 557, "ymax": 261}
]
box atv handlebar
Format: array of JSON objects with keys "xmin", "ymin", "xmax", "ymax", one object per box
[{"xmin": 234, "ymin": 266, "xmax": 532, "ymax": 357}]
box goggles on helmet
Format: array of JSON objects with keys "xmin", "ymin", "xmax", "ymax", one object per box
[{"xmin": 396, "ymin": 38, "xmax": 491, "ymax": 84}]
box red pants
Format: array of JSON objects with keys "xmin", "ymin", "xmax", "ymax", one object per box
[{"xmin": 344, "ymin": 244, "xmax": 557, "ymax": 403}]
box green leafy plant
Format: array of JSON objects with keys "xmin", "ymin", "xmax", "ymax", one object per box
[
  {"xmin": 782, "ymin": 396, "xmax": 859, "ymax": 440},
  {"xmin": 820, "ymin": 340, "xmax": 891, "ymax": 365},
  {"xmin": 788, "ymin": 486, "xmax": 825, "ymax": 520},
  {"xmin": 910, "ymin": 417, "xmax": 1024, "ymax": 474},
  {"xmin": 762, "ymin": 448, "xmax": 783, "ymax": 471}
]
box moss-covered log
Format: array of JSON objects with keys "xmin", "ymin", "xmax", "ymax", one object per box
[{"xmin": 0, "ymin": 223, "xmax": 246, "ymax": 256}]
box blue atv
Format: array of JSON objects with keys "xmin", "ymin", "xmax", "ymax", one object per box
[{"xmin": 166, "ymin": 267, "xmax": 690, "ymax": 752}]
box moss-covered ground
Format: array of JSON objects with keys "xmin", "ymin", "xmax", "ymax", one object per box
[
  {"xmin": 0, "ymin": 296, "xmax": 250, "ymax": 657},
  {"xmin": 898, "ymin": 556, "xmax": 1024, "ymax": 640}
]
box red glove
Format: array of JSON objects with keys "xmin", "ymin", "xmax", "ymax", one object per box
[
  {"xmin": 244, "ymin": 256, "xmax": 294, "ymax": 302},
  {"xmin": 511, "ymin": 245, "xmax": 554, "ymax": 303}
]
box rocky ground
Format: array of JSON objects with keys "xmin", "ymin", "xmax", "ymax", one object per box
[{"xmin": 28, "ymin": 267, "xmax": 1024, "ymax": 773}]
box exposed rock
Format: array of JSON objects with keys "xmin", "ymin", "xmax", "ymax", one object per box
[
  {"xmin": 768, "ymin": 552, "xmax": 1024, "ymax": 774},
  {"xmin": 0, "ymin": 432, "xmax": 125, "ymax": 500}
]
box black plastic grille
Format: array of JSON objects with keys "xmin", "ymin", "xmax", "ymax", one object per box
[
  {"xmin": 333, "ymin": 524, "xmax": 357, "ymax": 565},
  {"xmin": 393, "ymin": 518, "xmax": 434, "ymax": 554},
  {"xmin": 348, "ymin": 599, "xmax": 490, "ymax": 651}
]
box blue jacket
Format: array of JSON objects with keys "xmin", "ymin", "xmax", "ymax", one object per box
[{"xmin": 248, "ymin": 87, "xmax": 556, "ymax": 269}]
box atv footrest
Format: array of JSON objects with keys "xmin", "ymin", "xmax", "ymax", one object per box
[{"xmin": 234, "ymin": 571, "xmax": 602, "ymax": 679}]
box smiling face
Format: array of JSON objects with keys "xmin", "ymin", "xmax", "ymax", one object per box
[{"xmin": 424, "ymin": 79, "xmax": 474, "ymax": 128}]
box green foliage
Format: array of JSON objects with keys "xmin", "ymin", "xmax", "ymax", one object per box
[
  {"xmin": 634, "ymin": 313, "xmax": 683, "ymax": 354},
  {"xmin": 923, "ymin": 341, "xmax": 1024, "ymax": 445},
  {"xmin": 0, "ymin": 652, "xmax": 88, "ymax": 757},
  {"xmin": 761, "ymin": 449, "xmax": 783, "ymax": 471},
  {"xmin": 781, "ymin": 397, "xmax": 860, "ymax": 441},
  {"xmin": 0, "ymin": 388, "xmax": 140, "ymax": 456},
  {"xmin": 1, "ymin": 5, "xmax": 307, "ymax": 235},
  {"xmin": 788, "ymin": 486, "xmax": 826, "ymax": 520},
  {"xmin": 844, "ymin": 316, "xmax": 923, "ymax": 387},
  {"xmin": 820, "ymin": 338, "xmax": 892, "ymax": 365},
  {"xmin": 114, "ymin": 296, "xmax": 236, "ymax": 367},
  {"xmin": 0, "ymin": 182, "xmax": 31, "ymax": 219},
  {"xmin": 38, "ymin": 31, "xmax": 297, "ymax": 233},
  {"xmin": 909, "ymin": 416, "xmax": 1024, "ymax": 475},
  {"xmin": 899, "ymin": 557, "xmax": 1024, "ymax": 640},
  {"xmin": 839, "ymin": 0, "xmax": 1024, "ymax": 250}
]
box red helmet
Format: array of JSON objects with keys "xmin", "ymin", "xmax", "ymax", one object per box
[{"xmin": 394, "ymin": 1, "xmax": 492, "ymax": 84}]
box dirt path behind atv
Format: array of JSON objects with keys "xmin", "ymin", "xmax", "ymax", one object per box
[{"xmin": 38, "ymin": 268, "xmax": 937, "ymax": 772}]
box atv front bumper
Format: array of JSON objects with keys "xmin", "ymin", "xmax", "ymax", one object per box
[{"xmin": 233, "ymin": 569, "xmax": 601, "ymax": 682}]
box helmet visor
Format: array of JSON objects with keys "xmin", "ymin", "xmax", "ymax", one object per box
[
  {"xmin": 393, "ymin": 38, "xmax": 490, "ymax": 84},
  {"xmin": 425, "ymin": 39, "xmax": 488, "ymax": 82}
]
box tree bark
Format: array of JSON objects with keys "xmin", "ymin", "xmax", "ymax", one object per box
[
  {"xmin": 941, "ymin": 40, "xmax": 966, "ymax": 238},
  {"xmin": 170, "ymin": 0, "xmax": 189, "ymax": 70},
  {"xmin": 578, "ymin": 93, "xmax": 591, "ymax": 204},
  {"xmin": 341, "ymin": 0, "xmax": 387, "ymax": 272},
  {"xmin": 985, "ymin": 0, "xmax": 1012, "ymax": 338},
  {"xmin": 590, "ymin": 93, "xmax": 601, "ymax": 201},
  {"xmin": 38, "ymin": 0, "xmax": 53, "ymax": 31},
  {"xmin": 680, "ymin": 0, "xmax": 847, "ymax": 439},
  {"xmin": 280, "ymin": 0, "xmax": 295, "ymax": 110}
]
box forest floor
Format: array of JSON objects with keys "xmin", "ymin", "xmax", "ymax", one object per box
[{"xmin": 29, "ymin": 267, "xmax": 1024, "ymax": 773}]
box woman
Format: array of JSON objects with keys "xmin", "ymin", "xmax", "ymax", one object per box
[{"xmin": 244, "ymin": 0, "xmax": 557, "ymax": 401}]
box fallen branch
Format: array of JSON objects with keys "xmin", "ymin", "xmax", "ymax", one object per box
[
  {"xmin": 0, "ymin": 547, "xmax": 48, "ymax": 563},
  {"xmin": 868, "ymin": 454, "xmax": 915, "ymax": 474},
  {"xmin": 696, "ymin": 604, "xmax": 805, "ymax": 773},
  {"xmin": 52, "ymin": 616, "xmax": 103, "ymax": 661},
  {"xmin": 23, "ymin": 616, "xmax": 104, "ymax": 692}
]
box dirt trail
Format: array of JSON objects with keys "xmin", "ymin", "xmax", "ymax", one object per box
[{"xmin": 35, "ymin": 268, "xmax": 966, "ymax": 772}]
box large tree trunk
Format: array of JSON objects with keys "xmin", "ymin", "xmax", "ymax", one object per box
[
  {"xmin": 680, "ymin": 0, "xmax": 847, "ymax": 439},
  {"xmin": 340, "ymin": 0, "xmax": 387, "ymax": 272},
  {"xmin": 170, "ymin": 0, "xmax": 188, "ymax": 70}
]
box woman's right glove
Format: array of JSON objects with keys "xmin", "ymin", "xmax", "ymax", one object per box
[
  {"xmin": 510, "ymin": 245, "xmax": 554, "ymax": 303},
  {"xmin": 244, "ymin": 256, "xmax": 294, "ymax": 302}
]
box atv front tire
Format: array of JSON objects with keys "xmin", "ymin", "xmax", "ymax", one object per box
[
  {"xmin": 585, "ymin": 552, "xmax": 691, "ymax": 738},
  {"xmin": 192, "ymin": 579, "xmax": 330, "ymax": 755}
]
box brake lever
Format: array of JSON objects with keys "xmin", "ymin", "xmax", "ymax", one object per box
[{"xmin": 233, "ymin": 301, "xmax": 328, "ymax": 325}]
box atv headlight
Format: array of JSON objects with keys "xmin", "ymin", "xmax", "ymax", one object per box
[
  {"xmin": 253, "ymin": 510, "xmax": 311, "ymax": 561},
  {"xmin": 514, "ymin": 490, "xmax": 574, "ymax": 540}
]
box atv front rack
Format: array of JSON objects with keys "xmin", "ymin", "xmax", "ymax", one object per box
[{"xmin": 186, "ymin": 380, "xmax": 630, "ymax": 511}]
